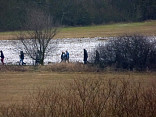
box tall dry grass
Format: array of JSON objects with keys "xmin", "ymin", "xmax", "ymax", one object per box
[
  {"xmin": 0, "ymin": 77, "xmax": 155, "ymax": 117},
  {"xmin": 0, "ymin": 65, "xmax": 29, "ymax": 72},
  {"xmin": 42, "ymin": 63, "xmax": 99, "ymax": 72},
  {"xmin": 0, "ymin": 63, "xmax": 99, "ymax": 72}
]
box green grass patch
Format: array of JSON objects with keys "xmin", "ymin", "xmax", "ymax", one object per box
[
  {"xmin": 61, "ymin": 20, "xmax": 156, "ymax": 30},
  {"xmin": 0, "ymin": 20, "xmax": 156, "ymax": 40}
]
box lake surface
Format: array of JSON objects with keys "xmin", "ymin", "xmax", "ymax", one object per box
[{"xmin": 0, "ymin": 37, "xmax": 107, "ymax": 65}]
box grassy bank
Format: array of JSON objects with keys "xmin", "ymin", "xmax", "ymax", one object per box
[{"xmin": 0, "ymin": 20, "xmax": 156, "ymax": 40}]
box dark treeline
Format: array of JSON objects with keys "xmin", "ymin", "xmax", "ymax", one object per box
[{"xmin": 0, "ymin": 0, "xmax": 156, "ymax": 31}]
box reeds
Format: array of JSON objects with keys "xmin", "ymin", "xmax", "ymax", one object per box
[
  {"xmin": 0, "ymin": 77, "xmax": 155, "ymax": 117},
  {"xmin": 0, "ymin": 63, "xmax": 99, "ymax": 72}
]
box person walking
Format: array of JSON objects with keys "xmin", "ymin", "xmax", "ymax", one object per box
[
  {"xmin": 61, "ymin": 51, "xmax": 66, "ymax": 62},
  {"xmin": 35, "ymin": 50, "xmax": 41, "ymax": 65},
  {"xmin": 95, "ymin": 50, "xmax": 100, "ymax": 64},
  {"xmin": 0, "ymin": 50, "xmax": 4, "ymax": 65},
  {"xmin": 65, "ymin": 50, "xmax": 69, "ymax": 63},
  {"xmin": 83, "ymin": 49, "xmax": 88, "ymax": 64},
  {"xmin": 19, "ymin": 51, "xmax": 24, "ymax": 65}
]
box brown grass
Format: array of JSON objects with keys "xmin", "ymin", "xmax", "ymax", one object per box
[
  {"xmin": 0, "ymin": 64, "xmax": 155, "ymax": 116},
  {"xmin": 41, "ymin": 63, "xmax": 100, "ymax": 72},
  {"xmin": 0, "ymin": 69, "xmax": 155, "ymax": 105},
  {"xmin": 0, "ymin": 63, "xmax": 99, "ymax": 72},
  {"xmin": 0, "ymin": 76, "xmax": 155, "ymax": 117}
]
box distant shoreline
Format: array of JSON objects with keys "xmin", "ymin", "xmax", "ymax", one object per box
[{"xmin": 0, "ymin": 20, "xmax": 156, "ymax": 40}]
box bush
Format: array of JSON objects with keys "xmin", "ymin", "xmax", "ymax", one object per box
[
  {"xmin": 93, "ymin": 35, "xmax": 156, "ymax": 71},
  {"xmin": 0, "ymin": 77, "xmax": 155, "ymax": 117}
]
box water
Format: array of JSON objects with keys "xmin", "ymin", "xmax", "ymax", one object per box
[{"xmin": 0, "ymin": 37, "xmax": 107, "ymax": 65}]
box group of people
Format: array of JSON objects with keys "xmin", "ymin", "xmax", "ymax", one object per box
[
  {"xmin": 61, "ymin": 50, "xmax": 69, "ymax": 63},
  {"xmin": 0, "ymin": 49, "xmax": 89, "ymax": 65},
  {"xmin": 61, "ymin": 49, "xmax": 88, "ymax": 64},
  {"xmin": 0, "ymin": 50, "xmax": 25, "ymax": 65}
]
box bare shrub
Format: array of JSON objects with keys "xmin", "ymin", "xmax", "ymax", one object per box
[
  {"xmin": 0, "ymin": 77, "xmax": 155, "ymax": 117},
  {"xmin": 93, "ymin": 35, "xmax": 156, "ymax": 71}
]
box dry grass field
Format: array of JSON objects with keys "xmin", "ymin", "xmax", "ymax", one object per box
[
  {"xmin": 0, "ymin": 70, "xmax": 155, "ymax": 105},
  {"xmin": 0, "ymin": 20, "xmax": 156, "ymax": 40},
  {"xmin": 0, "ymin": 64, "xmax": 155, "ymax": 117}
]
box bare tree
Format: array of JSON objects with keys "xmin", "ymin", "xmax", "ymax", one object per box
[{"xmin": 17, "ymin": 8, "xmax": 58, "ymax": 65}]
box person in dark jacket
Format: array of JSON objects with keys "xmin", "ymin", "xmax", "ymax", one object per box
[
  {"xmin": 65, "ymin": 50, "xmax": 69, "ymax": 63},
  {"xmin": 61, "ymin": 51, "xmax": 66, "ymax": 62},
  {"xmin": 0, "ymin": 50, "xmax": 4, "ymax": 65},
  {"xmin": 19, "ymin": 51, "xmax": 24, "ymax": 65},
  {"xmin": 35, "ymin": 50, "xmax": 41, "ymax": 65},
  {"xmin": 83, "ymin": 49, "xmax": 88, "ymax": 64},
  {"xmin": 95, "ymin": 50, "xmax": 100, "ymax": 64}
]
